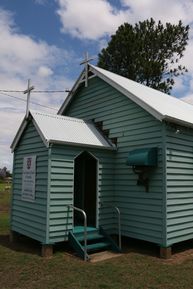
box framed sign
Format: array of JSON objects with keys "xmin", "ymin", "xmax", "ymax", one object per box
[{"xmin": 22, "ymin": 155, "xmax": 36, "ymax": 202}]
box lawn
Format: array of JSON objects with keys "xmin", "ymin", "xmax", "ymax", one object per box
[
  {"xmin": 1, "ymin": 188, "xmax": 193, "ymax": 289},
  {"xmin": 0, "ymin": 181, "xmax": 6, "ymax": 192}
]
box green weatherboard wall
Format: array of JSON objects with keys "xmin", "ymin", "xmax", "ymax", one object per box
[
  {"xmin": 165, "ymin": 125, "xmax": 193, "ymax": 246},
  {"xmin": 65, "ymin": 76, "xmax": 193, "ymax": 248},
  {"xmin": 11, "ymin": 75, "xmax": 193, "ymax": 248},
  {"xmin": 11, "ymin": 121, "xmax": 115, "ymax": 245},
  {"xmin": 11, "ymin": 122, "xmax": 48, "ymax": 243},
  {"xmin": 48, "ymin": 145, "xmax": 115, "ymax": 244},
  {"xmin": 64, "ymin": 77, "xmax": 165, "ymax": 246}
]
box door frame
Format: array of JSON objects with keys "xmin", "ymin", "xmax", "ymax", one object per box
[{"xmin": 73, "ymin": 150, "xmax": 99, "ymax": 228}]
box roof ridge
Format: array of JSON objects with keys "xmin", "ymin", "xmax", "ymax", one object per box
[
  {"xmin": 89, "ymin": 63, "xmax": 178, "ymax": 101},
  {"xmin": 31, "ymin": 110, "xmax": 86, "ymax": 123},
  {"xmin": 89, "ymin": 64, "xmax": 190, "ymax": 106},
  {"xmin": 58, "ymin": 64, "xmax": 193, "ymax": 128}
]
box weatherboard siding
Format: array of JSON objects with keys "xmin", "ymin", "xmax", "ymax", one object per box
[
  {"xmin": 11, "ymin": 122, "xmax": 48, "ymax": 243},
  {"xmin": 166, "ymin": 125, "xmax": 193, "ymax": 246},
  {"xmin": 48, "ymin": 144, "xmax": 115, "ymax": 243},
  {"xmin": 65, "ymin": 76, "xmax": 164, "ymax": 245}
]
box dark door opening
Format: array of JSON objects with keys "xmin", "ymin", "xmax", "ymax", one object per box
[{"xmin": 74, "ymin": 151, "xmax": 97, "ymax": 227}]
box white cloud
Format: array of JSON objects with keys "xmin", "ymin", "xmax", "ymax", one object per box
[
  {"xmin": 0, "ymin": 10, "xmax": 63, "ymax": 79},
  {"xmin": 37, "ymin": 66, "xmax": 53, "ymax": 77},
  {"xmin": 56, "ymin": 0, "xmax": 193, "ymax": 41},
  {"xmin": 182, "ymin": 94, "xmax": 193, "ymax": 105},
  {"xmin": 0, "ymin": 8, "xmax": 73, "ymax": 170},
  {"xmin": 56, "ymin": 0, "xmax": 129, "ymax": 40},
  {"xmin": 121, "ymin": 0, "xmax": 193, "ymax": 24},
  {"xmin": 0, "ymin": 109, "xmax": 24, "ymax": 170},
  {"xmin": 181, "ymin": 39, "xmax": 193, "ymax": 74},
  {"xmin": 56, "ymin": 0, "xmax": 193, "ymax": 104},
  {"xmin": 2, "ymin": 0, "xmax": 193, "ymax": 169},
  {"xmin": 172, "ymin": 77, "xmax": 185, "ymax": 93}
]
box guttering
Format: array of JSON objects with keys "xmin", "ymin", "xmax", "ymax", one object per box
[
  {"xmin": 162, "ymin": 115, "xmax": 193, "ymax": 129},
  {"xmin": 47, "ymin": 139, "xmax": 117, "ymax": 151}
]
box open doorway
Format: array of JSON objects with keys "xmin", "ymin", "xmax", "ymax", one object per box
[{"xmin": 74, "ymin": 151, "xmax": 97, "ymax": 227}]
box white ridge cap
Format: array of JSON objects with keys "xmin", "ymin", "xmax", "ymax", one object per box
[
  {"xmin": 31, "ymin": 110, "xmax": 87, "ymax": 123},
  {"xmin": 89, "ymin": 65, "xmax": 193, "ymax": 127}
]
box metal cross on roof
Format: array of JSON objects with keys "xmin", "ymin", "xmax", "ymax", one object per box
[
  {"xmin": 80, "ymin": 52, "xmax": 94, "ymax": 87},
  {"xmin": 24, "ymin": 79, "xmax": 35, "ymax": 118}
]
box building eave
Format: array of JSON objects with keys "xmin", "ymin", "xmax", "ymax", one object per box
[
  {"xmin": 32, "ymin": 118, "xmax": 49, "ymax": 148},
  {"xmin": 10, "ymin": 117, "xmax": 28, "ymax": 152},
  {"xmin": 48, "ymin": 139, "xmax": 116, "ymax": 151},
  {"xmin": 58, "ymin": 64, "xmax": 164, "ymax": 122},
  {"xmin": 163, "ymin": 115, "xmax": 193, "ymax": 129},
  {"xmin": 58, "ymin": 68, "xmax": 86, "ymax": 115}
]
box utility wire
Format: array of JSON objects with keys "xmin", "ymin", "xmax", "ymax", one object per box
[
  {"xmin": 0, "ymin": 89, "xmax": 66, "ymax": 93},
  {"xmin": 34, "ymin": 90, "xmax": 66, "ymax": 93},
  {"xmin": 0, "ymin": 92, "xmax": 58, "ymax": 111}
]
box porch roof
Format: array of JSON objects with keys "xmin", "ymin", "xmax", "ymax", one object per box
[{"xmin": 11, "ymin": 111, "xmax": 115, "ymax": 151}]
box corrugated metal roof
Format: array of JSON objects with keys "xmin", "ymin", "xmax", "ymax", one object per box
[
  {"xmin": 59, "ymin": 64, "xmax": 193, "ymax": 128},
  {"xmin": 11, "ymin": 111, "xmax": 114, "ymax": 151},
  {"xmin": 90, "ymin": 65, "xmax": 193, "ymax": 127}
]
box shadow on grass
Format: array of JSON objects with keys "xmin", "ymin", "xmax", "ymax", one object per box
[
  {"xmin": 172, "ymin": 239, "xmax": 193, "ymax": 255},
  {"xmin": 0, "ymin": 232, "xmax": 75, "ymax": 257},
  {"xmin": 1, "ymin": 231, "xmax": 193, "ymax": 261},
  {"xmin": 121, "ymin": 236, "xmax": 160, "ymax": 258},
  {"xmin": 0, "ymin": 233, "xmax": 41, "ymax": 256},
  {"xmin": 115, "ymin": 236, "xmax": 193, "ymax": 260}
]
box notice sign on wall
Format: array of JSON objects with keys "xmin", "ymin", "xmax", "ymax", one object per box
[{"xmin": 22, "ymin": 156, "xmax": 36, "ymax": 202}]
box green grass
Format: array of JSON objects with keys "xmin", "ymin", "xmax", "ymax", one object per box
[
  {"xmin": 0, "ymin": 182, "xmax": 6, "ymax": 191},
  {"xmin": 0, "ymin": 212, "xmax": 9, "ymax": 234},
  {"xmin": 0, "ymin": 184, "xmax": 11, "ymax": 211},
  {"xmin": 1, "ymin": 189, "xmax": 193, "ymax": 289}
]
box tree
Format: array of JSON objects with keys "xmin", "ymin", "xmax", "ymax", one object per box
[
  {"xmin": 0, "ymin": 167, "xmax": 7, "ymax": 180},
  {"xmin": 0, "ymin": 167, "xmax": 11, "ymax": 180},
  {"xmin": 98, "ymin": 18, "xmax": 189, "ymax": 94}
]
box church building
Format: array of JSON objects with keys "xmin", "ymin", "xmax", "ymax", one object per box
[{"xmin": 10, "ymin": 64, "xmax": 193, "ymax": 260}]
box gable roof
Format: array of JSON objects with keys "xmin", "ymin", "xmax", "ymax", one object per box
[
  {"xmin": 11, "ymin": 111, "xmax": 115, "ymax": 152},
  {"xmin": 58, "ymin": 64, "xmax": 193, "ymax": 129}
]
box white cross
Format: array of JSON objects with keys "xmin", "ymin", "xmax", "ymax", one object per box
[
  {"xmin": 24, "ymin": 79, "xmax": 34, "ymax": 118},
  {"xmin": 80, "ymin": 52, "xmax": 94, "ymax": 87}
]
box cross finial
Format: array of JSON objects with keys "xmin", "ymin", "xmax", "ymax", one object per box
[
  {"xmin": 24, "ymin": 79, "xmax": 34, "ymax": 118},
  {"xmin": 80, "ymin": 52, "xmax": 94, "ymax": 87}
]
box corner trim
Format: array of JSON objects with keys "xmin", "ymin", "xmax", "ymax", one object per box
[
  {"xmin": 161, "ymin": 122, "xmax": 168, "ymax": 247},
  {"xmin": 46, "ymin": 146, "xmax": 52, "ymax": 244}
]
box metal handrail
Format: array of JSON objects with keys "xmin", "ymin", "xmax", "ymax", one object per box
[
  {"xmin": 68, "ymin": 205, "xmax": 88, "ymax": 261},
  {"xmin": 100, "ymin": 203, "xmax": 121, "ymax": 250}
]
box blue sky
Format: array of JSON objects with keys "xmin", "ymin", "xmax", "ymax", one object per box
[{"xmin": 1, "ymin": 0, "xmax": 193, "ymax": 170}]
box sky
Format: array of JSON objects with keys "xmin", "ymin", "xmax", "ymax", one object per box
[{"xmin": 1, "ymin": 0, "xmax": 193, "ymax": 170}]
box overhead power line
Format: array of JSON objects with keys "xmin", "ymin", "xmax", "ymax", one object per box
[
  {"xmin": 0, "ymin": 92, "xmax": 58, "ymax": 111},
  {"xmin": 34, "ymin": 90, "xmax": 66, "ymax": 93},
  {"xmin": 0, "ymin": 89, "xmax": 66, "ymax": 93}
]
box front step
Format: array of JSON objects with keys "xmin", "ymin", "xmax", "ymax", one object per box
[
  {"xmin": 69, "ymin": 226, "xmax": 121, "ymax": 261},
  {"xmin": 76, "ymin": 232, "xmax": 104, "ymax": 242},
  {"xmin": 87, "ymin": 241, "xmax": 110, "ymax": 252}
]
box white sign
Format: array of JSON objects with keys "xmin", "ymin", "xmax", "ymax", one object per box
[{"xmin": 22, "ymin": 156, "xmax": 36, "ymax": 202}]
